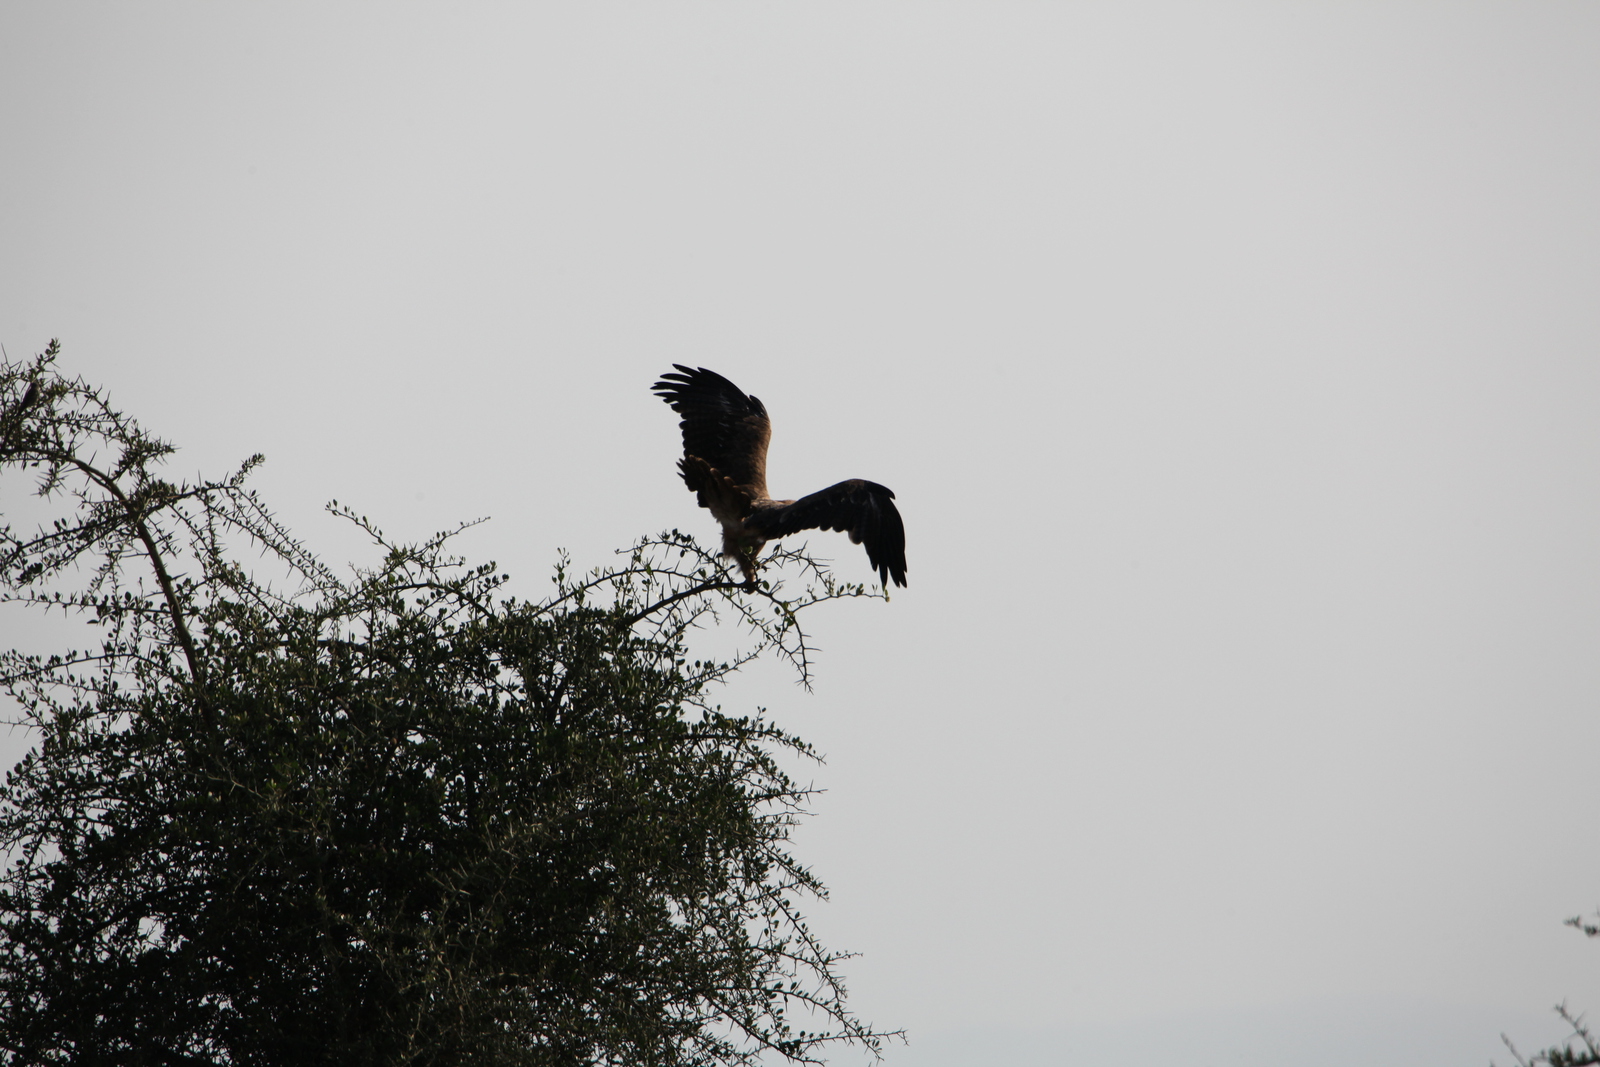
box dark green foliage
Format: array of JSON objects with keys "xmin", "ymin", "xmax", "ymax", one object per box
[{"xmin": 0, "ymin": 345, "xmax": 892, "ymax": 1065}]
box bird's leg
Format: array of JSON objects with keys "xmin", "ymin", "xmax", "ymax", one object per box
[{"xmin": 735, "ymin": 544, "xmax": 762, "ymax": 589}]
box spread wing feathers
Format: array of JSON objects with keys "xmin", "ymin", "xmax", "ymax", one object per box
[
  {"xmin": 748, "ymin": 479, "xmax": 908, "ymax": 588},
  {"xmin": 652, "ymin": 365, "xmax": 771, "ymax": 498}
]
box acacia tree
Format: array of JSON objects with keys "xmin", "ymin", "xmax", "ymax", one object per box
[{"xmin": 0, "ymin": 344, "xmax": 895, "ymax": 1066}]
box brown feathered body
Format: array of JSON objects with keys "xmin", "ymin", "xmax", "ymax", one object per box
[{"xmin": 653, "ymin": 366, "xmax": 907, "ymax": 588}]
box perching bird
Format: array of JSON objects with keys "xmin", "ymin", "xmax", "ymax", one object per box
[{"xmin": 653, "ymin": 365, "xmax": 907, "ymax": 588}]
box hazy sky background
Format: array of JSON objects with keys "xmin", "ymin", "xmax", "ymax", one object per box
[{"xmin": 3, "ymin": 4, "xmax": 1599, "ymax": 1064}]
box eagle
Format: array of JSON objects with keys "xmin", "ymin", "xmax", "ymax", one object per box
[{"xmin": 653, "ymin": 365, "xmax": 907, "ymax": 588}]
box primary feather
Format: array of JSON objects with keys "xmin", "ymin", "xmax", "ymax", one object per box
[{"xmin": 653, "ymin": 365, "xmax": 907, "ymax": 588}]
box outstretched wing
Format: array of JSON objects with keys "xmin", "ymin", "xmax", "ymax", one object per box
[
  {"xmin": 652, "ymin": 365, "xmax": 771, "ymax": 498},
  {"xmin": 749, "ymin": 479, "xmax": 908, "ymax": 588}
]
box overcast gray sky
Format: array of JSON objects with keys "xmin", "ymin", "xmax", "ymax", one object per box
[{"xmin": 4, "ymin": 4, "xmax": 1599, "ymax": 1064}]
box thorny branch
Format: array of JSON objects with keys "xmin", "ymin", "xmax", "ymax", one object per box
[{"xmin": 1498, "ymin": 913, "xmax": 1600, "ymax": 1067}]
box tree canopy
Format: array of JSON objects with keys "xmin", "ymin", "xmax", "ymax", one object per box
[{"xmin": 0, "ymin": 343, "xmax": 895, "ymax": 1066}]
